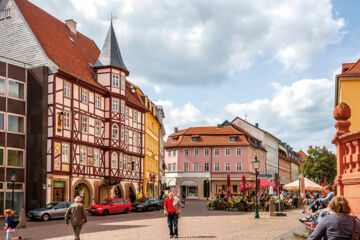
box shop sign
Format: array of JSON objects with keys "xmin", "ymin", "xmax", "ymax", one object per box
[{"xmin": 53, "ymin": 181, "xmax": 65, "ymax": 188}]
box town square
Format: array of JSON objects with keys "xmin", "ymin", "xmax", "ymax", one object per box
[{"xmin": 0, "ymin": 0, "xmax": 360, "ymax": 239}]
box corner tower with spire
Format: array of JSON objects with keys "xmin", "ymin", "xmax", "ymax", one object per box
[{"xmin": 95, "ymin": 21, "xmax": 128, "ymax": 96}]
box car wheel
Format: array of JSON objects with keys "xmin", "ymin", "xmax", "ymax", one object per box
[
  {"xmin": 103, "ymin": 210, "xmax": 109, "ymax": 216},
  {"xmin": 124, "ymin": 208, "xmax": 129, "ymax": 214},
  {"xmin": 42, "ymin": 214, "xmax": 50, "ymax": 222}
]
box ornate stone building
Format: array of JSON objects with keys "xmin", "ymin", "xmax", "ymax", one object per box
[{"xmin": 0, "ymin": 0, "xmax": 154, "ymax": 210}]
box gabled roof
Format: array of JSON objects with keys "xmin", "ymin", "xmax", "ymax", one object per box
[
  {"xmin": 94, "ymin": 22, "xmax": 129, "ymax": 76},
  {"xmin": 338, "ymin": 59, "xmax": 360, "ymax": 76},
  {"xmin": 125, "ymin": 81, "xmax": 145, "ymax": 110},
  {"xmin": 170, "ymin": 126, "xmax": 244, "ymax": 137},
  {"xmin": 14, "ymin": 0, "xmax": 104, "ymax": 89},
  {"xmin": 165, "ymin": 126, "xmax": 251, "ymax": 148}
]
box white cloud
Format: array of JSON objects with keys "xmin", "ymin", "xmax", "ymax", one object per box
[
  {"xmin": 32, "ymin": 0, "xmax": 345, "ymax": 86},
  {"xmin": 154, "ymin": 100, "xmax": 222, "ymax": 136},
  {"xmin": 226, "ymin": 78, "xmax": 335, "ymax": 150}
]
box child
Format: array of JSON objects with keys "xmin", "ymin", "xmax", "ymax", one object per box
[{"xmin": 4, "ymin": 209, "xmax": 15, "ymax": 240}]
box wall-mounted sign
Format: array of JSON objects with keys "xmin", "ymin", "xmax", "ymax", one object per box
[{"xmin": 53, "ymin": 181, "xmax": 65, "ymax": 188}]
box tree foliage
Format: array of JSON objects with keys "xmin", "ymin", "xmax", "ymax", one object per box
[{"xmin": 301, "ymin": 146, "xmax": 336, "ymax": 185}]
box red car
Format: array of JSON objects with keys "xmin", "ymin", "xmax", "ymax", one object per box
[{"xmin": 88, "ymin": 198, "xmax": 132, "ymax": 216}]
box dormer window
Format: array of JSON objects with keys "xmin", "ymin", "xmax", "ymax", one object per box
[
  {"xmin": 172, "ymin": 138, "xmax": 177, "ymax": 142},
  {"xmin": 112, "ymin": 74, "xmax": 120, "ymax": 87},
  {"xmin": 0, "ymin": 9, "xmax": 10, "ymax": 20},
  {"xmin": 191, "ymin": 137, "xmax": 198, "ymax": 142},
  {"xmin": 230, "ymin": 136, "xmax": 237, "ymax": 142}
]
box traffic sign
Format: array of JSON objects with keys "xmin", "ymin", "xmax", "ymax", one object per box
[
  {"xmin": 172, "ymin": 187, "xmax": 179, "ymax": 196},
  {"xmin": 257, "ymin": 174, "xmax": 272, "ymax": 178}
]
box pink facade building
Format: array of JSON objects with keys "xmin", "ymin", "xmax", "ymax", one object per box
[{"xmin": 165, "ymin": 122, "xmax": 266, "ymax": 200}]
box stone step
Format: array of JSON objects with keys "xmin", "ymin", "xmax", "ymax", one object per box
[{"xmin": 273, "ymin": 224, "xmax": 310, "ymax": 240}]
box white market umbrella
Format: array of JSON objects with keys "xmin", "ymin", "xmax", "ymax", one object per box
[{"xmin": 283, "ymin": 177, "xmax": 323, "ymax": 191}]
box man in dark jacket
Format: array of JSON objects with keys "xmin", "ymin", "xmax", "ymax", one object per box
[{"xmin": 65, "ymin": 196, "xmax": 87, "ymax": 240}]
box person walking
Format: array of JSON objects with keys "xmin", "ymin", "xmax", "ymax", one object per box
[
  {"xmin": 164, "ymin": 193, "xmax": 181, "ymax": 238},
  {"xmin": 308, "ymin": 196, "xmax": 360, "ymax": 240},
  {"xmin": 65, "ymin": 196, "xmax": 88, "ymax": 240},
  {"xmin": 4, "ymin": 209, "xmax": 17, "ymax": 240}
]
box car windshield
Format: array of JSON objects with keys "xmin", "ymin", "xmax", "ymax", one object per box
[
  {"xmin": 100, "ymin": 200, "xmax": 112, "ymax": 205},
  {"xmin": 43, "ymin": 203, "xmax": 57, "ymax": 209}
]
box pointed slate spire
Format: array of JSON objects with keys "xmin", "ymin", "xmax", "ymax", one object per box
[{"xmin": 95, "ymin": 21, "xmax": 129, "ymax": 75}]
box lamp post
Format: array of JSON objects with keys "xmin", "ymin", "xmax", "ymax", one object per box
[
  {"xmin": 298, "ymin": 170, "xmax": 301, "ymax": 197},
  {"xmin": 10, "ymin": 172, "xmax": 16, "ymax": 210},
  {"xmin": 252, "ymin": 157, "xmax": 260, "ymax": 219}
]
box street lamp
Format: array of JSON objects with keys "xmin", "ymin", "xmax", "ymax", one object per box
[
  {"xmin": 10, "ymin": 172, "xmax": 16, "ymax": 210},
  {"xmin": 298, "ymin": 170, "xmax": 301, "ymax": 197},
  {"xmin": 252, "ymin": 157, "xmax": 260, "ymax": 219}
]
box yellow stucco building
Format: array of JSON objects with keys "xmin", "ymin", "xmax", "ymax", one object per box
[
  {"xmin": 143, "ymin": 97, "xmax": 160, "ymax": 198},
  {"xmin": 336, "ymin": 61, "xmax": 360, "ymax": 131}
]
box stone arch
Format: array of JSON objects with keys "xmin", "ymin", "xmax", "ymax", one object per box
[
  {"xmin": 114, "ymin": 184, "xmax": 125, "ymax": 198},
  {"xmin": 99, "ymin": 183, "xmax": 111, "ymax": 202},
  {"xmin": 72, "ymin": 178, "xmax": 94, "ymax": 207},
  {"xmin": 128, "ymin": 183, "xmax": 137, "ymax": 203}
]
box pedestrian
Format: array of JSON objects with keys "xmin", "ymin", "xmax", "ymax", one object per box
[
  {"xmin": 164, "ymin": 193, "xmax": 180, "ymax": 238},
  {"xmin": 4, "ymin": 209, "xmax": 18, "ymax": 240},
  {"xmin": 65, "ymin": 196, "xmax": 87, "ymax": 240},
  {"xmin": 308, "ymin": 196, "xmax": 360, "ymax": 240}
]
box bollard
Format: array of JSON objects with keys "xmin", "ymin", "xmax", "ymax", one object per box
[
  {"xmin": 19, "ymin": 208, "xmax": 26, "ymax": 228},
  {"xmin": 269, "ymin": 198, "xmax": 275, "ymax": 216}
]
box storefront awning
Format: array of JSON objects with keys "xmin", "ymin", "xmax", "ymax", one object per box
[
  {"xmin": 180, "ymin": 180, "xmax": 198, "ymax": 187},
  {"xmin": 168, "ymin": 180, "xmax": 176, "ymax": 187}
]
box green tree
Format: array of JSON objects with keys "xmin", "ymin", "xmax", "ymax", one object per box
[{"xmin": 301, "ymin": 146, "xmax": 336, "ymax": 185}]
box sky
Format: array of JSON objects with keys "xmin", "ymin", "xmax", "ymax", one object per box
[{"xmin": 31, "ymin": 0, "xmax": 360, "ymax": 152}]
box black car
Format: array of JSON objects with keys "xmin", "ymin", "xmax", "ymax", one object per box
[{"xmin": 132, "ymin": 198, "xmax": 162, "ymax": 212}]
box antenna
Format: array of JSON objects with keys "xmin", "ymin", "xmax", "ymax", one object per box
[{"xmin": 244, "ymin": 113, "xmax": 248, "ymax": 121}]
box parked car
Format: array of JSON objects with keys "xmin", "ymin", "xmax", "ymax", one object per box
[
  {"xmin": 132, "ymin": 198, "xmax": 162, "ymax": 212},
  {"xmin": 27, "ymin": 202, "xmax": 72, "ymax": 221},
  {"xmin": 88, "ymin": 198, "xmax": 132, "ymax": 216}
]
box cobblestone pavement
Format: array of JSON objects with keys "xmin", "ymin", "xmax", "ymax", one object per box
[{"xmin": 0, "ymin": 201, "xmax": 304, "ymax": 240}]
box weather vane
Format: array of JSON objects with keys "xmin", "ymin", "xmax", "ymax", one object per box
[{"xmin": 109, "ymin": 12, "xmax": 118, "ymax": 22}]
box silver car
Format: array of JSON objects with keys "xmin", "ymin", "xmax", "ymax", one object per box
[{"xmin": 27, "ymin": 202, "xmax": 72, "ymax": 221}]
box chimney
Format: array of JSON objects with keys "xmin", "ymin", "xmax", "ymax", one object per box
[
  {"xmin": 216, "ymin": 124, "xmax": 222, "ymax": 129},
  {"xmin": 65, "ymin": 19, "xmax": 77, "ymax": 34},
  {"xmin": 255, "ymin": 123, "xmax": 259, "ymax": 128},
  {"xmin": 174, "ymin": 127, "xmax": 178, "ymax": 133}
]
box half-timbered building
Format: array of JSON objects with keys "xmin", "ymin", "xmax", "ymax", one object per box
[{"xmin": 0, "ymin": 0, "xmax": 145, "ymax": 210}]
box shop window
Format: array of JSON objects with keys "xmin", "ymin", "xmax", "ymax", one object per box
[
  {"xmin": 5, "ymin": 192, "xmax": 24, "ymax": 214},
  {"xmin": 7, "ymin": 149, "xmax": 23, "ymax": 167}
]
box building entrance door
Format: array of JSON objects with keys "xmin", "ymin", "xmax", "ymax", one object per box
[{"xmin": 53, "ymin": 188, "xmax": 65, "ymax": 202}]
